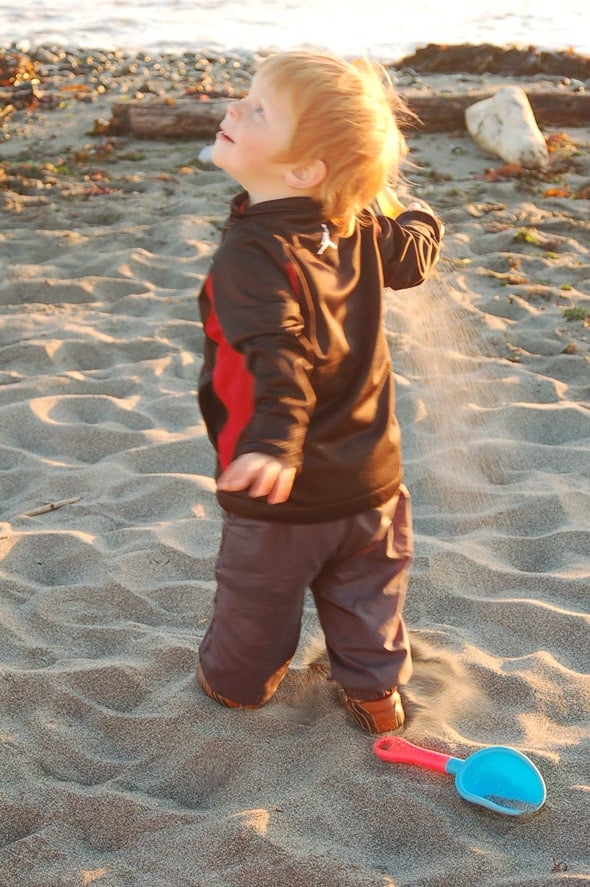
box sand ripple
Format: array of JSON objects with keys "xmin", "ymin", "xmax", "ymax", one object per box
[{"xmin": 1, "ymin": 91, "xmax": 589, "ymax": 885}]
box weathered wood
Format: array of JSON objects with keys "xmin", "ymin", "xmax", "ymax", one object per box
[
  {"xmin": 407, "ymin": 91, "xmax": 590, "ymax": 132},
  {"xmin": 108, "ymin": 98, "xmax": 230, "ymax": 138},
  {"xmin": 107, "ymin": 90, "xmax": 590, "ymax": 139}
]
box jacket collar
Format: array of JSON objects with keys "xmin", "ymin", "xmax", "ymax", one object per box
[{"xmin": 229, "ymin": 191, "xmax": 324, "ymax": 222}]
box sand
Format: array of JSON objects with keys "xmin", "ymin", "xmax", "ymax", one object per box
[{"xmin": 1, "ymin": 59, "xmax": 589, "ymax": 886}]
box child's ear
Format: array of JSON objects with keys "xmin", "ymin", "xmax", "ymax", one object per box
[{"xmin": 285, "ymin": 159, "xmax": 326, "ymax": 191}]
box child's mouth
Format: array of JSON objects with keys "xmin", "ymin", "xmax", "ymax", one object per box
[{"xmin": 217, "ymin": 129, "xmax": 234, "ymax": 143}]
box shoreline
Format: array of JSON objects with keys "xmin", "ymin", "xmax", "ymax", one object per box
[{"xmin": 2, "ymin": 42, "xmax": 589, "ymax": 93}]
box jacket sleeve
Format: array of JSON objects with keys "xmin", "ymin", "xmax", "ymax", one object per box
[
  {"xmin": 376, "ymin": 209, "xmax": 444, "ymax": 290},
  {"xmin": 210, "ymin": 241, "xmax": 316, "ymax": 469}
]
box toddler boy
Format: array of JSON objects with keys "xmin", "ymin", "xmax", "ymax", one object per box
[{"xmin": 196, "ymin": 51, "xmax": 443, "ymax": 733}]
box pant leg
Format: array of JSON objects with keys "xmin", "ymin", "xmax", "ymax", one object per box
[
  {"xmin": 310, "ymin": 486, "xmax": 414, "ymax": 700},
  {"xmin": 198, "ymin": 512, "xmax": 324, "ymax": 706}
]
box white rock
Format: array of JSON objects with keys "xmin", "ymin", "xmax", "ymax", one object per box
[
  {"xmin": 465, "ymin": 85, "xmax": 549, "ymax": 170},
  {"xmin": 198, "ymin": 143, "xmax": 216, "ymax": 166}
]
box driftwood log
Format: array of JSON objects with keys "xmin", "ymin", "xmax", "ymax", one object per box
[
  {"xmin": 407, "ymin": 91, "xmax": 590, "ymax": 132},
  {"xmin": 108, "ymin": 98, "xmax": 229, "ymax": 139},
  {"xmin": 108, "ymin": 90, "xmax": 590, "ymax": 139}
]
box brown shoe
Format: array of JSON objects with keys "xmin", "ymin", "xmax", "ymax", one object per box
[
  {"xmin": 196, "ymin": 663, "xmax": 259, "ymax": 709},
  {"xmin": 196, "ymin": 659, "xmax": 292, "ymax": 709},
  {"xmin": 340, "ymin": 688, "xmax": 405, "ymax": 734}
]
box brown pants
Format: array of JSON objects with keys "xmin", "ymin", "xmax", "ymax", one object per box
[{"xmin": 198, "ymin": 486, "xmax": 413, "ymax": 706}]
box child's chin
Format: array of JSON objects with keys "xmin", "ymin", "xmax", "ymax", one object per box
[{"xmin": 211, "ymin": 144, "xmax": 229, "ymax": 171}]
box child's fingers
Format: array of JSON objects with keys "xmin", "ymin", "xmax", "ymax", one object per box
[
  {"xmin": 217, "ymin": 453, "xmax": 266, "ymax": 492},
  {"xmin": 217, "ymin": 453, "xmax": 295, "ymax": 503},
  {"xmin": 247, "ymin": 459, "xmax": 283, "ymax": 499},
  {"xmin": 266, "ymin": 466, "xmax": 297, "ymax": 504}
]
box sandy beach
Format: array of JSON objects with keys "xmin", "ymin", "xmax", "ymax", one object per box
[{"xmin": 1, "ymin": 49, "xmax": 589, "ymax": 886}]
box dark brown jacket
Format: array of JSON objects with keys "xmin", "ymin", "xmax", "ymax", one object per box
[{"xmin": 198, "ymin": 192, "xmax": 443, "ymax": 523}]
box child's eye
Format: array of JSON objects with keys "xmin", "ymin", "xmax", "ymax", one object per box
[{"xmin": 254, "ymin": 106, "xmax": 265, "ymax": 116}]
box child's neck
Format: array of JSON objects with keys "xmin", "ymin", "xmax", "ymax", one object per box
[{"xmin": 247, "ymin": 185, "xmax": 318, "ymax": 206}]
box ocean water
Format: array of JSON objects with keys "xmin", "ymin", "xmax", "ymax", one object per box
[{"xmin": 0, "ymin": 0, "xmax": 588, "ymax": 60}]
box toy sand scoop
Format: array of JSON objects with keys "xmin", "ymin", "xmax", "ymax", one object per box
[{"xmin": 373, "ymin": 736, "xmax": 546, "ymax": 816}]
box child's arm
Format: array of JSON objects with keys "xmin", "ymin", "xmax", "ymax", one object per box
[
  {"xmin": 375, "ymin": 186, "xmax": 440, "ymax": 222},
  {"xmin": 217, "ymin": 452, "xmax": 296, "ymax": 504},
  {"xmin": 375, "ymin": 192, "xmax": 444, "ymax": 290}
]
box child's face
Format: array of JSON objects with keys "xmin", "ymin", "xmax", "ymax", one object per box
[{"xmin": 212, "ymin": 73, "xmax": 297, "ymax": 203}]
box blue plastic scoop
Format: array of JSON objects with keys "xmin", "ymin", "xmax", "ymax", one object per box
[{"xmin": 374, "ymin": 736, "xmax": 546, "ymax": 816}]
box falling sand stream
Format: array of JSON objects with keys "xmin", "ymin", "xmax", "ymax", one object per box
[{"xmin": 378, "ymin": 196, "xmax": 589, "ymax": 740}]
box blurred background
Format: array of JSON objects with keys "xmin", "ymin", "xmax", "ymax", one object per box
[{"xmin": 1, "ymin": 0, "xmax": 587, "ymax": 59}]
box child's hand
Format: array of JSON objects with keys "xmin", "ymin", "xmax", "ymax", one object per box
[
  {"xmin": 217, "ymin": 453, "xmax": 296, "ymax": 505},
  {"xmin": 400, "ymin": 197, "xmax": 445, "ymax": 239},
  {"xmin": 376, "ymin": 188, "xmax": 439, "ymax": 221},
  {"xmin": 406, "ymin": 199, "xmax": 437, "ymax": 215},
  {"xmin": 375, "ymin": 187, "xmax": 406, "ymax": 218}
]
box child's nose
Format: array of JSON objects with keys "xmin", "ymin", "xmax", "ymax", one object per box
[{"xmin": 226, "ymin": 100, "xmax": 240, "ymax": 119}]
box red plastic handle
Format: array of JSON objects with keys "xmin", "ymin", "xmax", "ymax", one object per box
[{"xmin": 373, "ymin": 736, "xmax": 452, "ymax": 774}]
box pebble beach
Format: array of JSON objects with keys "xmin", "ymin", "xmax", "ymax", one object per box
[{"xmin": 1, "ymin": 43, "xmax": 589, "ymax": 887}]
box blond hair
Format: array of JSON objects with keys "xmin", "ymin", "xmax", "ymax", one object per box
[{"xmin": 258, "ymin": 51, "xmax": 410, "ymax": 236}]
